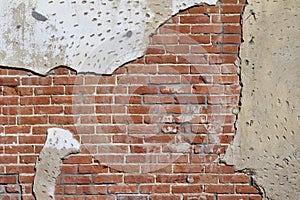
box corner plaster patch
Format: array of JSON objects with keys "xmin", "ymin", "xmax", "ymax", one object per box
[
  {"xmin": 33, "ymin": 128, "xmax": 80, "ymax": 200},
  {"xmin": 224, "ymin": 0, "xmax": 300, "ymax": 199},
  {"xmin": 0, "ymin": 0, "xmax": 217, "ymax": 74}
]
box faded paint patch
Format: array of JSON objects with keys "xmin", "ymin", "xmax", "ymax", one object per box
[
  {"xmin": 224, "ymin": 0, "xmax": 300, "ymax": 199},
  {"xmin": 33, "ymin": 128, "xmax": 80, "ymax": 200},
  {"xmin": 0, "ymin": 0, "xmax": 217, "ymax": 75}
]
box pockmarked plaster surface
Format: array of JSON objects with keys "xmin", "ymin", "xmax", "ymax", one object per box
[
  {"xmin": 0, "ymin": 0, "xmax": 217, "ymax": 74},
  {"xmin": 224, "ymin": 0, "xmax": 300, "ymax": 199},
  {"xmin": 33, "ymin": 128, "xmax": 80, "ymax": 200}
]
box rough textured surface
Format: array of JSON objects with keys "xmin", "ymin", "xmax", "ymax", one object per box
[
  {"xmin": 224, "ymin": 0, "xmax": 300, "ymax": 199},
  {"xmin": 33, "ymin": 128, "xmax": 80, "ymax": 200},
  {"xmin": 0, "ymin": 0, "xmax": 216, "ymax": 74}
]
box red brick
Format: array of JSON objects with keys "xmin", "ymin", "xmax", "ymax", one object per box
[
  {"xmin": 53, "ymin": 76, "xmax": 83, "ymax": 85},
  {"xmin": 0, "ymin": 116, "xmax": 16, "ymax": 125},
  {"xmin": 144, "ymin": 135, "xmax": 175, "ymax": 143},
  {"xmin": 212, "ymin": 35, "xmax": 241, "ymax": 44},
  {"xmin": 20, "ymin": 96, "xmax": 50, "ymax": 105},
  {"xmin": 5, "ymin": 145, "xmax": 34, "ymax": 154},
  {"xmin": 96, "ymin": 125, "xmax": 126, "ymax": 133},
  {"xmin": 140, "ymin": 184, "xmax": 170, "ymax": 193},
  {"xmin": 34, "ymin": 106, "xmax": 63, "ymax": 114},
  {"xmin": 146, "ymin": 46, "xmax": 166, "ymax": 54},
  {"xmin": 115, "ymin": 96, "xmax": 142, "ymax": 104},
  {"xmin": 212, "ymin": 15, "xmax": 241, "ymax": 23},
  {"xmin": 3, "ymin": 87, "xmax": 18, "ymax": 95},
  {"xmin": 165, "ymin": 45, "xmax": 189, "ymax": 54},
  {"xmin": 156, "ymin": 175, "xmax": 186, "ymax": 183},
  {"xmin": 6, "ymin": 165, "xmax": 35, "ymax": 173},
  {"xmin": 191, "ymin": 25, "xmax": 222, "ymax": 34},
  {"xmin": 19, "ymin": 135, "xmax": 46, "ymax": 144},
  {"xmin": 34, "ymin": 86, "xmax": 64, "ymax": 95},
  {"xmin": 180, "ymin": 16, "xmax": 210, "ymax": 24},
  {"xmin": 63, "ymin": 155, "xmax": 92, "ymax": 164},
  {"xmin": 174, "ymin": 164, "xmax": 205, "ymax": 173},
  {"xmin": 128, "ymin": 124, "xmax": 159, "ymax": 135},
  {"xmin": 125, "ymin": 154, "xmax": 155, "ymax": 164},
  {"xmin": 145, "ymin": 55, "xmax": 177, "ymax": 64},
  {"xmin": 236, "ymin": 185, "xmax": 260, "ymax": 194},
  {"xmin": 151, "ymin": 195, "xmax": 181, "ymax": 200},
  {"xmin": 65, "ymin": 86, "xmax": 95, "ymax": 94},
  {"xmin": 172, "ymin": 185, "xmax": 202, "ymax": 193},
  {"xmin": 159, "ymin": 25, "xmax": 190, "ymax": 34},
  {"xmin": 249, "ymin": 195, "xmax": 263, "ymax": 200},
  {"xmin": 191, "ymin": 45, "xmax": 221, "ymax": 54},
  {"xmin": 151, "ymin": 35, "xmax": 178, "ymax": 44},
  {"xmin": 130, "ymin": 145, "xmax": 160, "ymax": 153},
  {"xmin": 141, "ymin": 164, "xmax": 172, "ymax": 173},
  {"xmin": 108, "ymin": 185, "xmax": 138, "ymax": 194},
  {"xmin": 61, "ymin": 175, "xmax": 92, "ymax": 184},
  {"xmin": 0, "ymin": 97, "xmax": 18, "ymax": 105},
  {"xmin": 77, "ymin": 185, "xmax": 106, "ymax": 195},
  {"xmin": 179, "ymin": 35, "xmax": 210, "ymax": 44},
  {"xmin": 224, "ymin": 25, "xmax": 242, "ymax": 34},
  {"xmin": 0, "ymin": 136, "xmax": 17, "ymax": 144},
  {"xmin": 98, "ymin": 145, "xmax": 128, "ymax": 154},
  {"xmin": 129, "ymin": 86, "xmax": 159, "ymax": 94},
  {"xmin": 219, "ymin": 174, "xmax": 250, "ymax": 183},
  {"xmin": 218, "ymin": 196, "xmax": 248, "ymax": 200},
  {"xmin": 3, "ymin": 106, "xmax": 33, "ymax": 115},
  {"xmin": 124, "ymin": 175, "xmax": 155, "ymax": 183},
  {"xmin": 205, "ymin": 185, "xmax": 234, "ymax": 194},
  {"xmin": 0, "ymin": 77, "xmax": 20, "ymax": 86},
  {"xmin": 0, "ymin": 175, "xmax": 17, "ymax": 184},
  {"xmin": 113, "ymin": 135, "xmax": 143, "ymax": 144},
  {"xmin": 20, "ymin": 155, "xmax": 38, "ymax": 164},
  {"xmin": 158, "ymin": 65, "xmax": 190, "ymax": 74},
  {"xmin": 178, "ymin": 55, "xmax": 208, "ymax": 64},
  {"xmin": 117, "ymin": 75, "xmax": 148, "ymax": 85},
  {"xmin": 96, "ymin": 105, "xmax": 126, "ymax": 114},
  {"xmin": 18, "ymin": 116, "xmax": 48, "ymax": 125},
  {"xmin": 144, "ymin": 96, "xmax": 173, "ymax": 104},
  {"xmin": 0, "ymin": 155, "xmax": 17, "ymax": 164},
  {"xmin": 223, "ymin": 45, "xmax": 239, "ymax": 53},
  {"xmin": 5, "ymin": 184, "xmax": 20, "ymax": 193},
  {"xmin": 21, "ymin": 77, "xmax": 52, "ymax": 85},
  {"xmin": 85, "ymin": 76, "xmax": 115, "ymax": 85},
  {"xmin": 49, "ymin": 116, "xmax": 78, "ymax": 124}
]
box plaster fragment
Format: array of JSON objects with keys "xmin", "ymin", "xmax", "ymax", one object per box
[
  {"xmin": 224, "ymin": 0, "xmax": 300, "ymax": 199},
  {"xmin": 33, "ymin": 128, "xmax": 80, "ymax": 200},
  {"xmin": 0, "ymin": 0, "xmax": 217, "ymax": 74}
]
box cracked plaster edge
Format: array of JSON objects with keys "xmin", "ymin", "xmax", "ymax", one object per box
[
  {"xmin": 33, "ymin": 128, "xmax": 80, "ymax": 200},
  {"xmin": 221, "ymin": 1, "xmax": 267, "ymax": 199}
]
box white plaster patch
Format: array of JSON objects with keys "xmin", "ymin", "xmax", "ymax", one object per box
[
  {"xmin": 45, "ymin": 128, "xmax": 80, "ymax": 151},
  {"xmin": 0, "ymin": 0, "xmax": 217, "ymax": 74},
  {"xmin": 33, "ymin": 128, "xmax": 80, "ymax": 200}
]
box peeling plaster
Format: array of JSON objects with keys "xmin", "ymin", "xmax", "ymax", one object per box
[
  {"xmin": 0, "ymin": 0, "xmax": 217, "ymax": 75},
  {"xmin": 224, "ymin": 0, "xmax": 300, "ymax": 199},
  {"xmin": 33, "ymin": 128, "xmax": 80, "ymax": 200}
]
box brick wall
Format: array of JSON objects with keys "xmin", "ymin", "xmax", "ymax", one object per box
[{"xmin": 0, "ymin": 1, "xmax": 263, "ymax": 200}]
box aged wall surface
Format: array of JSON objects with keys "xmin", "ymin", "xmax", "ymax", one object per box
[
  {"xmin": 0, "ymin": 1, "xmax": 265, "ymax": 199},
  {"xmin": 225, "ymin": 0, "xmax": 300, "ymax": 199}
]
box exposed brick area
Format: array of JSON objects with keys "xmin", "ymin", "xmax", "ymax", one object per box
[{"xmin": 0, "ymin": 1, "xmax": 263, "ymax": 200}]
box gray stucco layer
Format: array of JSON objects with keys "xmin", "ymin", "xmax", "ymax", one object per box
[{"xmin": 224, "ymin": 0, "xmax": 300, "ymax": 199}]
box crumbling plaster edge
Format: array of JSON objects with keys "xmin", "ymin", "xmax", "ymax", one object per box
[{"xmin": 221, "ymin": 1, "xmax": 266, "ymax": 198}]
